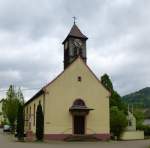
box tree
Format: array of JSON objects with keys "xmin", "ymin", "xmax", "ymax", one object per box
[
  {"xmin": 16, "ymin": 104, "xmax": 24, "ymax": 141},
  {"xmin": 101, "ymin": 74, "xmax": 127, "ymax": 113},
  {"xmin": 3, "ymin": 85, "xmax": 20, "ymax": 132},
  {"xmin": 110, "ymin": 106, "xmax": 127, "ymax": 139},
  {"xmin": 36, "ymin": 103, "xmax": 44, "ymax": 141},
  {"xmin": 16, "ymin": 88, "xmax": 25, "ymax": 141},
  {"xmin": 110, "ymin": 91, "xmax": 127, "ymax": 113},
  {"xmin": 17, "ymin": 88, "xmax": 24, "ymax": 104},
  {"xmin": 133, "ymin": 108, "xmax": 145, "ymax": 129},
  {"xmin": 144, "ymin": 109, "xmax": 150, "ymax": 119},
  {"xmin": 101, "ymin": 74, "xmax": 113, "ymax": 92},
  {"xmin": 3, "ymin": 85, "xmax": 24, "ymax": 133},
  {"xmin": 101, "ymin": 74, "xmax": 128, "ymax": 139}
]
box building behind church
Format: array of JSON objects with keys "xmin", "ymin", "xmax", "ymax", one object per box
[{"xmin": 24, "ymin": 24, "xmax": 110, "ymax": 141}]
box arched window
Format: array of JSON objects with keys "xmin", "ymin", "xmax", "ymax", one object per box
[{"xmin": 73, "ymin": 99, "xmax": 86, "ymax": 107}]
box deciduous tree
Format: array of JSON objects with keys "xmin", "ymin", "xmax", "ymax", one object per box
[
  {"xmin": 3, "ymin": 85, "xmax": 24, "ymax": 133},
  {"xmin": 101, "ymin": 74, "xmax": 128, "ymax": 139},
  {"xmin": 110, "ymin": 106, "xmax": 127, "ymax": 139},
  {"xmin": 3, "ymin": 85, "xmax": 20, "ymax": 131},
  {"xmin": 101, "ymin": 74, "xmax": 113, "ymax": 92}
]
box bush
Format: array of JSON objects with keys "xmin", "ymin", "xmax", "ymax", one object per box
[
  {"xmin": 36, "ymin": 103, "xmax": 44, "ymax": 141},
  {"xmin": 110, "ymin": 106, "xmax": 128, "ymax": 139},
  {"xmin": 16, "ymin": 104, "xmax": 24, "ymax": 141},
  {"xmin": 138, "ymin": 125, "xmax": 150, "ymax": 136}
]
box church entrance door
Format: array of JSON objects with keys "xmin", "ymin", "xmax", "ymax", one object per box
[{"xmin": 74, "ymin": 115, "xmax": 85, "ymax": 135}]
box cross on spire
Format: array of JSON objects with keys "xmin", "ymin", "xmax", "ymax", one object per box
[{"xmin": 72, "ymin": 16, "xmax": 77, "ymax": 25}]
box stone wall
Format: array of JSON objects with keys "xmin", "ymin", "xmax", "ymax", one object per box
[{"xmin": 121, "ymin": 131, "xmax": 144, "ymax": 140}]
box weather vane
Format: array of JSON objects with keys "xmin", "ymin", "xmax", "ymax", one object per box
[{"xmin": 72, "ymin": 16, "xmax": 77, "ymax": 25}]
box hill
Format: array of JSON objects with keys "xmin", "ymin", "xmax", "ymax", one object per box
[{"xmin": 123, "ymin": 87, "xmax": 150, "ymax": 108}]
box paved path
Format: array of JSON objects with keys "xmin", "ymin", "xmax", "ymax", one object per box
[{"xmin": 0, "ymin": 129, "xmax": 149, "ymax": 148}]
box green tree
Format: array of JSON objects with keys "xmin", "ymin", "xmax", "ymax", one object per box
[
  {"xmin": 101, "ymin": 74, "xmax": 127, "ymax": 113},
  {"xmin": 3, "ymin": 85, "xmax": 20, "ymax": 131},
  {"xmin": 16, "ymin": 88, "xmax": 24, "ymax": 141},
  {"xmin": 3, "ymin": 85, "xmax": 24, "ymax": 132},
  {"xmin": 16, "ymin": 104, "xmax": 24, "ymax": 141},
  {"xmin": 36, "ymin": 103, "xmax": 44, "ymax": 141},
  {"xmin": 110, "ymin": 91, "xmax": 127, "ymax": 113},
  {"xmin": 134, "ymin": 109, "xmax": 145, "ymax": 129},
  {"xmin": 101, "ymin": 74, "xmax": 113, "ymax": 92},
  {"xmin": 2, "ymin": 99, "xmax": 9, "ymax": 125},
  {"xmin": 17, "ymin": 88, "xmax": 24, "ymax": 104},
  {"xmin": 110, "ymin": 106, "xmax": 127, "ymax": 139},
  {"xmin": 145, "ymin": 109, "xmax": 150, "ymax": 118},
  {"xmin": 101, "ymin": 74, "xmax": 128, "ymax": 139}
]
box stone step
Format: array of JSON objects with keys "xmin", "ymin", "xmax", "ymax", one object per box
[{"xmin": 64, "ymin": 134, "xmax": 99, "ymax": 141}]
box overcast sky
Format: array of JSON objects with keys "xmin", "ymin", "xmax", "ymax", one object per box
[{"xmin": 0, "ymin": 0, "xmax": 150, "ymax": 100}]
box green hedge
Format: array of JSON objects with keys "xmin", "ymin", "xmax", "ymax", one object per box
[{"xmin": 138, "ymin": 125, "xmax": 150, "ymax": 136}]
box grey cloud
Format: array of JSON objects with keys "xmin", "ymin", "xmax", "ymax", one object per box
[{"xmin": 0, "ymin": 0, "xmax": 150, "ymax": 100}]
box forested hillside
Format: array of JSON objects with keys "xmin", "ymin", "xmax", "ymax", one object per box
[
  {"xmin": 123, "ymin": 87, "xmax": 150, "ymax": 107},
  {"xmin": 123, "ymin": 87, "xmax": 150, "ymax": 118}
]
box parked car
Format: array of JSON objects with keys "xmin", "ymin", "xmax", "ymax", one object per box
[{"xmin": 3, "ymin": 125, "xmax": 11, "ymax": 132}]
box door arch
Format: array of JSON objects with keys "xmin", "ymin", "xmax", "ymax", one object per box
[{"xmin": 69, "ymin": 99, "xmax": 93, "ymax": 135}]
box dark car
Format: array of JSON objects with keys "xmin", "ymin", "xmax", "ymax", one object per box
[{"xmin": 3, "ymin": 125, "xmax": 11, "ymax": 132}]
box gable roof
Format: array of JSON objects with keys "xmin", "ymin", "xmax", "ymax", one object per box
[
  {"xmin": 62, "ymin": 24, "xmax": 88, "ymax": 44},
  {"xmin": 25, "ymin": 57, "xmax": 110, "ymax": 106}
]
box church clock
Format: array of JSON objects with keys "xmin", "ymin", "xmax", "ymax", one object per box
[{"xmin": 73, "ymin": 39, "xmax": 82, "ymax": 48}]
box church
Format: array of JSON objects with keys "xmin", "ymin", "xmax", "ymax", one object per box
[{"xmin": 24, "ymin": 23, "xmax": 110, "ymax": 141}]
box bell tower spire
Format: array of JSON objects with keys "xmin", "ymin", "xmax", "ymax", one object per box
[{"xmin": 62, "ymin": 23, "xmax": 88, "ymax": 69}]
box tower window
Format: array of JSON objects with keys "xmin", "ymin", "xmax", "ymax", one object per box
[
  {"xmin": 74, "ymin": 47, "xmax": 78, "ymax": 56},
  {"xmin": 78, "ymin": 76, "xmax": 82, "ymax": 82}
]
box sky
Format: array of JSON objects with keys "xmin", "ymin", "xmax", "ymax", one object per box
[{"xmin": 0, "ymin": 0, "xmax": 150, "ymax": 100}]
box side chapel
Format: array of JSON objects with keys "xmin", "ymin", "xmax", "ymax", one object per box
[{"xmin": 24, "ymin": 23, "xmax": 110, "ymax": 141}]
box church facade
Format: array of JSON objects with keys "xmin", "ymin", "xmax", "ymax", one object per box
[{"xmin": 24, "ymin": 24, "xmax": 110, "ymax": 141}]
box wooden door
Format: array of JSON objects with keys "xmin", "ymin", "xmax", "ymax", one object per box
[{"xmin": 74, "ymin": 115, "xmax": 85, "ymax": 135}]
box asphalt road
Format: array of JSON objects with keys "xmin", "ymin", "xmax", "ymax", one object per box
[{"xmin": 0, "ymin": 129, "xmax": 150, "ymax": 148}]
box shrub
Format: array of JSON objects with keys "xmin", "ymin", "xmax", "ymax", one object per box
[
  {"xmin": 138, "ymin": 125, "xmax": 150, "ymax": 136},
  {"xmin": 16, "ymin": 104, "xmax": 24, "ymax": 141},
  {"xmin": 36, "ymin": 103, "xmax": 44, "ymax": 141},
  {"xmin": 110, "ymin": 106, "xmax": 128, "ymax": 139}
]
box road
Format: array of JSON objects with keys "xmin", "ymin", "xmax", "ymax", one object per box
[{"xmin": 0, "ymin": 129, "xmax": 149, "ymax": 148}]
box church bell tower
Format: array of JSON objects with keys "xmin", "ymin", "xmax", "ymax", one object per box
[{"xmin": 62, "ymin": 23, "xmax": 88, "ymax": 69}]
